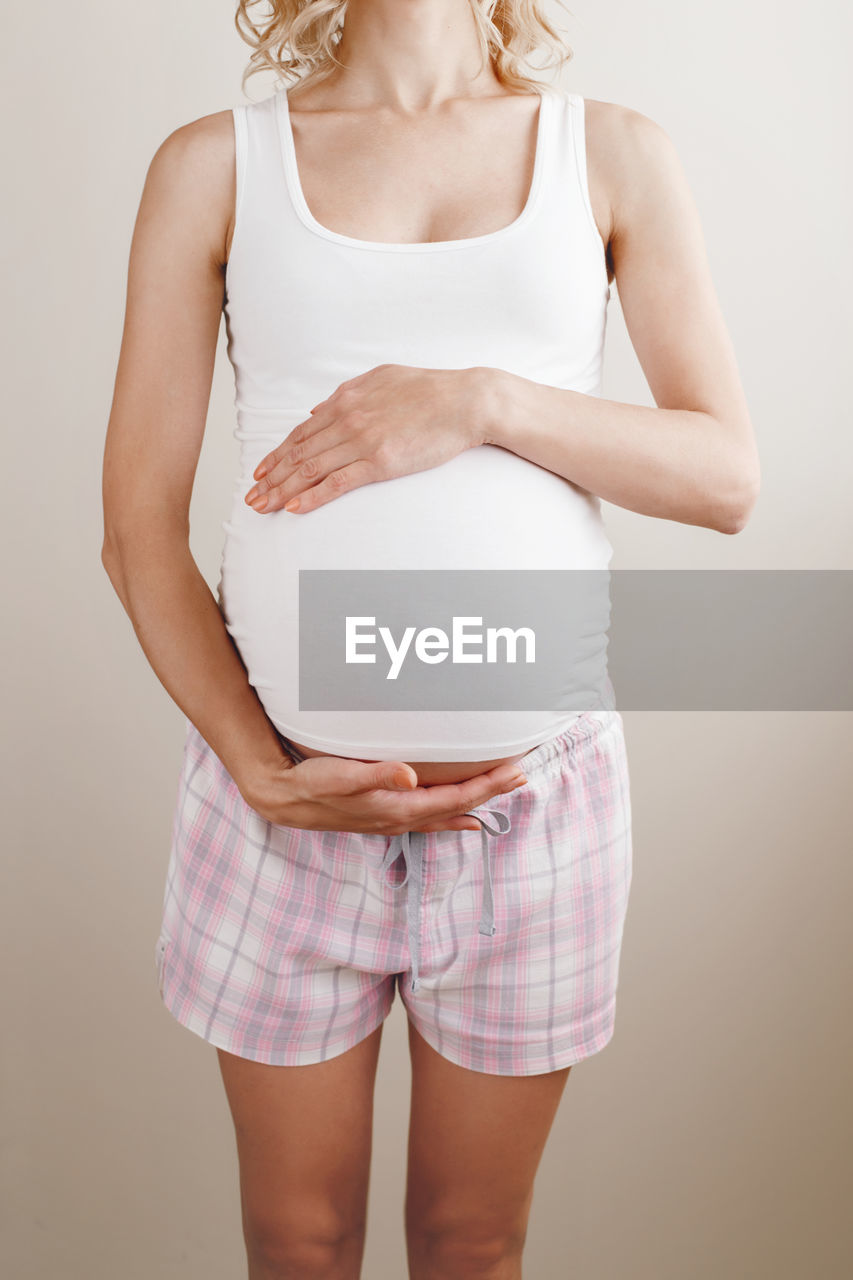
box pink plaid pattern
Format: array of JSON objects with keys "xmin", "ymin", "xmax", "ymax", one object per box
[{"xmin": 155, "ymin": 710, "xmax": 633, "ymax": 1076}]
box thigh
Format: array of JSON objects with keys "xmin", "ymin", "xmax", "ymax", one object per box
[
  {"xmin": 404, "ymin": 1019, "xmax": 570, "ymax": 1237},
  {"xmin": 216, "ymin": 1023, "xmax": 384, "ymax": 1246}
]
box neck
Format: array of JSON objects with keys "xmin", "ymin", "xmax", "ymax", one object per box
[{"xmin": 326, "ymin": 0, "xmax": 503, "ymax": 111}]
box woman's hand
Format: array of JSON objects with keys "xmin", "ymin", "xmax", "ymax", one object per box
[
  {"xmin": 243, "ymin": 364, "xmax": 492, "ymax": 515},
  {"xmin": 243, "ymin": 752, "xmax": 528, "ymax": 836}
]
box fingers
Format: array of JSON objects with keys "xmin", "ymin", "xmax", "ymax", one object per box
[
  {"xmin": 249, "ymin": 425, "xmax": 305, "ymax": 484},
  {"xmin": 407, "ymin": 764, "xmax": 527, "ymax": 820},
  {"xmin": 304, "ymin": 757, "xmax": 418, "ymax": 798},
  {"xmin": 252, "ymin": 420, "xmax": 341, "ymax": 488},
  {"xmin": 358, "ymin": 760, "xmax": 521, "ymax": 802},
  {"xmin": 409, "ymin": 817, "xmax": 484, "ymax": 834},
  {"xmin": 362, "ymin": 761, "xmax": 419, "ymax": 791},
  {"xmin": 281, "ymin": 459, "xmax": 376, "ymax": 515},
  {"xmin": 380, "ymin": 764, "xmax": 528, "ymax": 832},
  {"xmin": 295, "ymin": 756, "xmax": 526, "ymax": 834},
  {"xmin": 251, "ymin": 411, "xmax": 332, "ymax": 480},
  {"xmin": 246, "ymin": 437, "xmax": 357, "ymax": 513}
]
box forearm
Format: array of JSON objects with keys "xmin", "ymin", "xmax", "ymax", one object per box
[
  {"xmin": 478, "ymin": 369, "xmax": 759, "ymax": 534},
  {"xmin": 102, "ymin": 526, "xmax": 291, "ymax": 798}
]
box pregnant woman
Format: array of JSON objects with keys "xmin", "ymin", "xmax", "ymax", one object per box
[{"xmin": 101, "ymin": 2, "xmax": 759, "ymax": 1277}]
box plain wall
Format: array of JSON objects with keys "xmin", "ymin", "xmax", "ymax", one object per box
[{"xmin": 2, "ymin": 1, "xmax": 851, "ymax": 1276}]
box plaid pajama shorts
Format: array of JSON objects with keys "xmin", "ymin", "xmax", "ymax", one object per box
[{"xmin": 154, "ymin": 709, "xmax": 633, "ymax": 1076}]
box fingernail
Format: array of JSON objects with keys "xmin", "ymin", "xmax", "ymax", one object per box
[
  {"xmin": 284, "ymin": 497, "xmax": 300, "ymax": 512},
  {"xmin": 249, "ymin": 494, "xmax": 268, "ymax": 510},
  {"xmin": 254, "ymin": 463, "xmax": 268, "ymax": 478}
]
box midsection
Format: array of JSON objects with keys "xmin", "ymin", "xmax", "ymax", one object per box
[
  {"xmin": 282, "ymin": 739, "xmax": 532, "ymax": 787},
  {"xmin": 218, "ymin": 435, "xmax": 613, "ymax": 772}
]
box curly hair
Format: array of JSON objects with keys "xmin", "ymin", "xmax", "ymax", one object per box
[{"xmin": 234, "ymin": 0, "xmax": 575, "ymax": 97}]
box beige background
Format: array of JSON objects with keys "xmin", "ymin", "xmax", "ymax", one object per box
[{"xmin": 3, "ymin": 1, "xmax": 852, "ymax": 1276}]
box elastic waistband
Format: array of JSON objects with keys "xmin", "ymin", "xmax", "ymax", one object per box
[{"xmin": 513, "ymin": 709, "xmax": 620, "ymax": 778}]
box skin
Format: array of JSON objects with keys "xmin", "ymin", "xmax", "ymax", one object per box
[{"xmin": 102, "ymin": 2, "xmax": 760, "ymax": 1276}]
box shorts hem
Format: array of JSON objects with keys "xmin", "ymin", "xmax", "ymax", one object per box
[
  {"xmin": 156, "ymin": 981, "xmax": 395, "ymax": 1067},
  {"xmin": 401, "ymin": 1005, "xmax": 618, "ymax": 1077}
]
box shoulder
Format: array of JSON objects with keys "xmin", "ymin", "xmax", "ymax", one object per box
[
  {"xmin": 148, "ymin": 108, "xmax": 236, "ymax": 181},
  {"xmin": 141, "ymin": 109, "xmax": 237, "ymax": 264},
  {"xmin": 580, "ymin": 98, "xmax": 684, "ymax": 242},
  {"xmin": 582, "ymin": 97, "xmax": 675, "ymax": 173}
]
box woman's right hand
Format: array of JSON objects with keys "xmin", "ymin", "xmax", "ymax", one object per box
[{"xmin": 243, "ymin": 754, "xmax": 528, "ymax": 836}]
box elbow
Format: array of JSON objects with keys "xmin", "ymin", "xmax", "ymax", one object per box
[
  {"xmin": 101, "ymin": 535, "xmax": 126, "ymax": 593},
  {"xmin": 101, "ymin": 534, "xmax": 120, "ymax": 577},
  {"xmin": 101, "ymin": 514, "xmax": 140, "ymax": 586},
  {"xmin": 709, "ymin": 448, "xmax": 761, "ymax": 536},
  {"xmin": 712, "ymin": 480, "xmax": 760, "ymax": 535},
  {"xmin": 101, "ymin": 510, "xmax": 189, "ymax": 582}
]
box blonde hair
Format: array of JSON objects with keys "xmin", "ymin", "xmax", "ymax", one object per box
[{"xmin": 234, "ymin": 1, "xmax": 574, "ymax": 96}]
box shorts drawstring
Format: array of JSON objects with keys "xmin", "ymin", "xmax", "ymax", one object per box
[{"xmin": 380, "ymin": 810, "xmax": 512, "ymax": 993}]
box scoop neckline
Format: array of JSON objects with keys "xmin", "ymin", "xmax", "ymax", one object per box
[{"xmin": 275, "ymin": 86, "xmax": 552, "ymax": 253}]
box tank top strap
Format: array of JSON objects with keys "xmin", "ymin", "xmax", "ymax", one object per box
[
  {"xmin": 536, "ymin": 88, "xmax": 610, "ymax": 296},
  {"xmin": 227, "ymin": 93, "xmax": 295, "ymax": 270}
]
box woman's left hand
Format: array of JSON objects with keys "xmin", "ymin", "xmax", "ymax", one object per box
[{"xmin": 243, "ymin": 364, "xmax": 492, "ymax": 515}]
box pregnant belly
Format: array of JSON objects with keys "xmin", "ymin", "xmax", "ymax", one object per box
[
  {"xmin": 280, "ymin": 735, "xmax": 532, "ymax": 787},
  {"xmin": 218, "ymin": 438, "xmax": 613, "ymax": 767}
]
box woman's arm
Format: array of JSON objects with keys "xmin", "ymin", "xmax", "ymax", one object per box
[
  {"xmin": 478, "ymin": 101, "xmax": 760, "ymax": 534},
  {"xmin": 100, "ymin": 112, "xmax": 523, "ymax": 832},
  {"xmin": 102, "ymin": 112, "xmax": 296, "ymax": 793}
]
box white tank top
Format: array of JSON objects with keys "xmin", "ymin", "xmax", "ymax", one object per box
[{"xmin": 217, "ymin": 85, "xmax": 614, "ymax": 761}]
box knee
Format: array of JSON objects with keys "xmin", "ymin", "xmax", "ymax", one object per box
[
  {"xmin": 245, "ymin": 1209, "xmax": 366, "ymax": 1279},
  {"xmin": 407, "ymin": 1213, "xmax": 527, "ymax": 1278}
]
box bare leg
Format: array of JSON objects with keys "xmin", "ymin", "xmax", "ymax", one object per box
[
  {"xmin": 216, "ymin": 1022, "xmax": 384, "ymax": 1280},
  {"xmin": 403, "ymin": 1020, "xmax": 571, "ymax": 1280}
]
